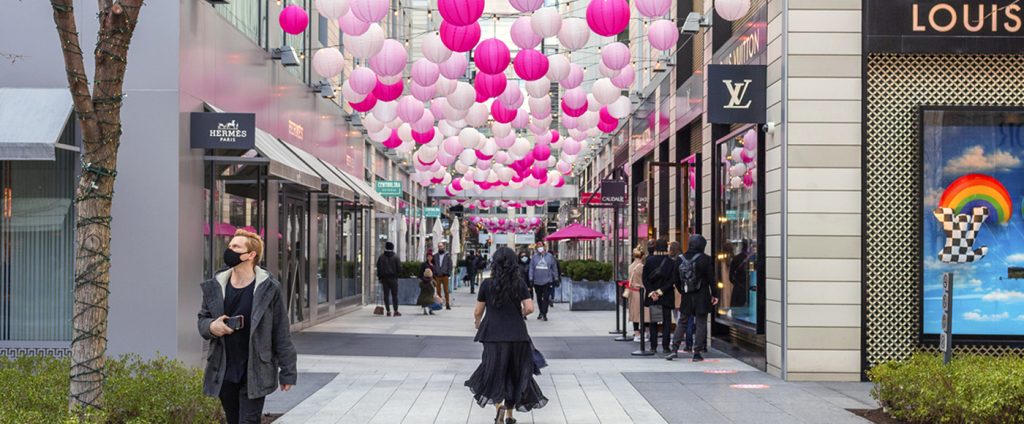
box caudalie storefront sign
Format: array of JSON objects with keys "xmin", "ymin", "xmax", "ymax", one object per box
[{"xmin": 866, "ymin": 0, "xmax": 1024, "ymax": 53}]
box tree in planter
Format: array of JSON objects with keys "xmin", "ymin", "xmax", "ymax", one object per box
[{"xmin": 49, "ymin": 0, "xmax": 145, "ymax": 415}]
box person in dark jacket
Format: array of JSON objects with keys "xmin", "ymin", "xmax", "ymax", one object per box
[
  {"xmin": 666, "ymin": 234, "xmax": 717, "ymax": 362},
  {"xmin": 642, "ymin": 239, "xmax": 677, "ymax": 354},
  {"xmin": 466, "ymin": 250, "xmax": 480, "ymax": 294},
  {"xmin": 419, "ymin": 268, "xmax": 438, "ymax": 315},
  {"xmin": 435, "ymin": 242, "xmax": 454, "ymax": 310},
  {"xmin": 376, "ymin": 242, "xmax": 403, "ymax": 317},
  {"xmin": 198, "ymin": 229, "xmax": 297, "ymax": 424},
  {"xmin": 421, "ymin": 252, "xmax": 437, "ymax": 277}
]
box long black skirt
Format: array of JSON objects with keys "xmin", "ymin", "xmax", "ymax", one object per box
[{"xmin": 465, "ymin": 341, "xmax": 548, "ymax": 412}]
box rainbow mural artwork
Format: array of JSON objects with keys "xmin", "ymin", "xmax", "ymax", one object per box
[{"xmin": 938, "ymin": 173, "xmax": 1013, "ymax": 224}]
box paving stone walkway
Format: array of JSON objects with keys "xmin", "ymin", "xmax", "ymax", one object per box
[{"xmin": 267, "ymin": 289, "xmax": 877, "ymax": 423}]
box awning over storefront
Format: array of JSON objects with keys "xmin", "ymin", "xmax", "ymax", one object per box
[
  {"xmin": 253, "ymin": 130, "xmax": 322, "ymax": 190},
  {"xmin": 330, "ymin": 166, "xmax": 396, "ymax": 214},
  {"xmin": 0, "ymin": 88, "xmax": 73, "ymax": 160},
  {"xmin": 279, "ymin": 142, "xmax": 356, "ymax": 200}
]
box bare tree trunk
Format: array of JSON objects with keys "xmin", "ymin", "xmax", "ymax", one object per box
[{"xmin": 49, "ymin": 0, "xmax": 144, "ymax": 417}]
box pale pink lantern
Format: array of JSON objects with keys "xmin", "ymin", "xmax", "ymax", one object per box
[
  {"xmin": 338, "ymin": 10, "xmax": 370, "ymax": 35},
  {"xmin": 601, "ymin": 42, "xmax": 630, "ymax": 70},
  {"xmin": 561, "ymin": 63, "xmax": 584, "ymax": 89},
  {"xmin": 475, "ymin": 38, "xmax": 511, "ymax": 74},
  {"xmin": 439, "ymin": 54, "xmax": 469, "ymax": 79},
  {"xmin": 499, "ymin": 85, "xmax": 524, "ymax": 109},
  {"xmin": 438, "ymin": 0, "xmax": 484, "ymax": 26},
  {"xmin": 611, "ymin": 65, "xmax": 635, "ymax": 89},
  {"xmin": 350, "ymin": 0, "xmax": 389, "ymax": 23},
  {"xmin": 557, "ymin": 18, "xmax": 590, "ymax": 51},
  {"xmin": 716, "ymin": 0, "xmax": 751, "ymax": 21},
  {"xmin": 636, "ymin": 0, "xmax": 671, "ymax": 18},
  {"xmin": 546, "ymin": 54, "xmax": 570, "ymax": 82},
  {"xmin": 531, "ymin": 7, "xmax": 563, "ymax": 38},
  {"xmin": 411, "ymin": 58, "xmax": 440, "ymax": 86},
  {"xmin": 440, "ymin": 21, "xmax": 481, "ymax": 53},
  {"xmin": 412, "ymin": 110, "xmax": 435, "ymax": 133},
  {"xmin": 397, "ymin": 96, "xmax": 425, "ymax": 123},
  {"xmin": 513, "ymin": 49, "xmax": 549, "ymax": 81},
  {"xmin": 510, "ymin": 0, "xmax": 544, "ymax": 13},
  {"xmin": 648, "ymin": 19, "xmax": 679, "ymax": 51},
  {"xmin": 410, "ymin": 83, "xmax": 436, "ymax": 102},
  {"xmin": 369, "ymin": 39, "xmax": 408, "ymax": 76},
  {"xmin": 280, "ymin": 5, "xmax": 309, "ymax": 35},
  {"xmin": 348, "ymin": 67, "xmax": 377, "ymax": 94},
  {"xmin": 511, "ymin": 17, "xmax": 542, "ymax": 50},
  {"xmin": 563, "ymin": 87, "xmax": 587, "ymax": 109},
  {"xmin": 313, "ymin": 48, "xmax": 345, "ymax": 78},
  {"xmin": 474, "ymin": 71, "xmax": 507, "ymax": 99},
  {"xmin": 586, "ymin": 0, "xmax": 630, "ymax": 37}
]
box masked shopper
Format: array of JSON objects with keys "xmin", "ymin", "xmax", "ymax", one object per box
[
  {"xmin": 198, "ymin": 229, "xmax": 297, "ymax": 424},
  {"xmin": 666, "ymin": 234, "xmax": 717, "ymax": 362},
  {"xmin": 528, "ymin": 242, "xmax": 560, "ymax": 321},
  {"xmin": 642, "ymin": 239, "xmax": 677, "ymax": 355}
]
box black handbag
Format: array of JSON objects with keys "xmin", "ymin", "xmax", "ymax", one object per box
[{"xmin": 531, "ymin": 343, "xmax": 548, "ymax": 375}]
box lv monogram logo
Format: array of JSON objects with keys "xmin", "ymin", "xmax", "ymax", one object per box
[{"xmin": 722, "ymin": 79, "xmax": 753, "ymax": 109}]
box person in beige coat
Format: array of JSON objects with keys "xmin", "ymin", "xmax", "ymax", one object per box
[{"xmin": 625, "ymin": 241, "xmax": 651, "ymax": 342}]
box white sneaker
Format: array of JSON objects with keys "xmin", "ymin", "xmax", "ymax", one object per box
[{"xmin": 633, "ymin": 335, "xmax": 641, "ymax": 342}]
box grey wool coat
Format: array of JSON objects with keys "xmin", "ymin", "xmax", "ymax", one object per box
[{"xmin": 197, "ymin": 266, "xmax": 297, "ymax": 399}]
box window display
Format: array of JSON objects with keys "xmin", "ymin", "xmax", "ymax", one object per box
[
  {"xmin": 922, "ymin": 109, "xmax": 1024, "ymax": 337},
  {"xmin": 716, "ymin": 129, "xmax": 759, "ymax": 326}
]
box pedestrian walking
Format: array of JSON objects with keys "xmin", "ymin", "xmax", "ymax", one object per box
[
  {"xmin": 419, "ymin": 268, "xmax": 438, "ymax": 315},
  {"xmin": 435, "ymin": 242, "xmax": 454, "ymax": 309},
  {"xmin": 642, "ymin": 239, "xmax": 677, "ymax": 355},
  {"xmin": 528, "ymin": 242, "xmax": 559, "ymax": 321},
  {"xmin": 466, "ymin": 250, "xmax": 480, "ymax": 294},
  {"xmin": 626, "ymin": 241, "xmax": 651, "ymax": 342},
  {"xmin": 198, "ymin": 229, "xmax": 297, "ymax": 424},
  {"xmin": 421, "ymin": 251, "xmax": 437, "ymax": 277},
  {"xmin": 466, "ymin": 247, "xmax": 548, "ymax": 423},
  {"xmin": 666, "ymin": 234, "xmax": 717, "ymax": 362},
  {"xmin": 376, "ymin": 241, "xmax": 402, "ymax": 317}
]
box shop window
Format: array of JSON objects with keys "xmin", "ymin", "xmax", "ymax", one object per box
[
  {"xmin": 716, "ymin": 129, "xmax": 759, "ymax": 326},
  {"xmin": 213, "ymin": 1, "xmax": 262, "ymax": 45},
  {"xmin": 316, "ymin": 198, "xmax": 329, "ymax": 304},
  {"xmin": 203, "ymin": 163, "xmax": 265, "ymax": 276},
  {"xmin": 0, "ymin": 149, "xmax": 75, "ymax": 342},
  {"xmin": 337, "ymin": 203, "xmax": 362, "ymax": 300}
]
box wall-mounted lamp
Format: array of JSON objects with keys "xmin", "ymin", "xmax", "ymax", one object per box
[
  {"xmin": 272, "ymin": 45, "xmax": 300, "ymax": 67},
  {"xmin": 313, "ymin": 80, "xmax": 336, "ymax": 99}
]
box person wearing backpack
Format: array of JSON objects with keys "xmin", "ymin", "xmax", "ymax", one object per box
[
  {"xmin": 642, "ymin": 239, "xmax": 677, "ymax": 354},
  {"xmin": 375, "ymin": 242, "xmax": 403, "ymax": 317},
  {"xmin": 666, "ymin": 234, "xmax": 717, "ymax": 362}
]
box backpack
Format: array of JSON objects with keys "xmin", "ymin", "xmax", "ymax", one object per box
[{"xmin": 678, "ymin": 253, "xmax": 702, "ymax": 294}]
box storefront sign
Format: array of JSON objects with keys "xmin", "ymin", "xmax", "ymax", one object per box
[
  {"xmin": 601, "ymin": 179, "xmax": 627, "ymax": 204},
  {"xmin": 423, "ymin": 207, "xmax": 441, "ymax": 218},
  {"xmin": 375, "ymin": 180, "xmax": 402, "ymax": 197},
  {"xmin": 707, "ymin": 65, "xmax": 767, "ymax": 124},
  {"xmin": 580, "ymin": 192, "xmax": 602, "ymax": 205},
  {"xmin": 288, "ymin": 120, "xmax": 304, "ymax": 140},
  {"xmin": 189, "ymin": 112, "xmax": 255, "ymax": 149},
  {"xmin": 866, "ymin": 0, "xmax": 1024, "ymax": 53}
]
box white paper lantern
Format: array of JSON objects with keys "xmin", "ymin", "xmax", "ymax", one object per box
[
  {"xmin": 447, "ymin": 82, "xmax": 475, "ymax": 110},
  {"xmin": 316, "ymin": 0, "xmax": 351, "ymax": 19},
  {"xmin": 557, "ymin": 18, "xmax": 590, "ymax": 51},
  {"xmin": 378, "ymin": 73, "xmax": 402, "ymax": 85},
  {"xmin": 528, "ymin": 96, "xmax": 551, "ymax": 118},
  {"xmin": 361, "ymin": 113, "xmax": 385, "ymax": 133},
  {"xmin": 465, "ymin": 103, "xmax": 490, "ymax": 127},
  {"xmin": 599, "ymin": 62, "xmax": 621, "ymax": 78},
  {"xmin": 435, "ymin": 77, "xmax": 457, "ymax": 96},
  {"xmin": 422, "ymin": 32, "xmax": 453, "ymax": 64},
  {"xmin": 526, "ymin": 77, "xmax": 552, "ymax": 98},
  {"xmin": 341, "ymin": 80, "xmax": 368, "ymax": 103},
  {"xmin": 492, "ymin": 122, "xmax": 513, "ymax": 138},
  {"xmin": 312, "ymin": 48, "xmax": 345, "ymax": 78},
  {"xmin": 397, "ymin": 123, "xmax": 414, "ymax": 142},
  {"xmin": 368, "ymin": 126, "xmax": 392, "ymax": 142},
  {"xmin": 716, "ymin": 0, "xmax": 751, "ymax": 21},
  {"xmin": 459, "ymin": 149, "xmax": 478, "ymax": 166},
  {"xmin": 531, "ymin": 7, "xmax": 563, "ymax": 38},
  {"xmin": 438, "ymin": 120, "xmax": 459, "ymax": 137},
  {"xmin": 372, "ymin": 100, "xmax": 398, "ymax": 122},
  {"xmin": 608, "ymin": 95, "xmax": 631, "ymax": 118},
  {"xmin": 592, "ymin": 78, "xmax": 620, "ymax": 105},
  {"xmin": 455, "ymin": 161, "xmax": 470, "ymax": 174},
  {"xmin": 345, "ymin": 23, "xmax": 385, "ymax": 59},
  {"xmin": 459, "ymin": 127, "xmax": 482, "ymax": 149},
  {"xmin": 546, "ymin": 54, "xmax": 570, "ymax": 82},
  {"xmin": 443, "ymin": 101, "xmax": 469, "ymax": 120},
  {"xmin": 510, "ymin": 137, "xmax": 532, "ymax": 157}
]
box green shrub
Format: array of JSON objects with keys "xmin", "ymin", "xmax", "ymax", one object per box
[
  {"xmin": 561, "ymin": 260, "xmax": 613, "ymax": 281},
  {"xmin": 869, "ymin": 352, "xmax": 1024, "ymax": 423},
  {"xmin": 342, "ymin": 261, "xmax": 359, "ymax": 278},
  {"xmin": 0, "ymin": 354, "xmax": 223, "ymax": 424},
  {"xmin": 400, "ymin": 261, "xmax": 422, "ymax": 278}
]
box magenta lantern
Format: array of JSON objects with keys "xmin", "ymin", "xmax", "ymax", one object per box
[
  {"xmin": 598, "ymin": 118, "xmax": 617, "ymax": 133},
  {"xmin": 599, "ymin": 106, "xmax": 615, "ymax": 123},
  {"xmin": 534, "ymin": 144, "xmax": 552, "ymax": 161},
  {"xmin": 383, "ymin": 129, "xmax": 402, "ymax": 148},
  {"xmin": 531, "ymin": 166, "xmax": 547, "ymax": 180},
  {"xmin": 563, "ymin": 87, "xmax": 587, "ymax": 109},
  {"xmin": 475, "ymin": 91, "xmax": 487, "ymax": 103},
  {"xmin": 438, "ymin": 0, "xmax": 484, "ymax": 26},
  {"xmin": 648, "ymin": 19, "xmax": 679, "ymax": 51},
  {"xmin": 279, "ymin": 5, "xmax": 309, "ymax": 35},
  {"xmin": 513, "ymin": 49, "xmax": 549, "ymax": 81},
  {"xmin": 636, "ymin": 0, "xmax": 671, "ymax": 17},
  {"xmin": 372, "ymin": 79, "xmax": 403, "ymax": 102},
  {"xmin": 349, "ymin": 92, "xmax": 377, "ymax": 112},
  {"xmin": 412, "ymin": 128, "xmax": 435, "ymax": 144},
  {"xmin": 475, "ymin": 150, "xmax": 493, "ymax": 161},
  {"xmin": 474, "ymin": 38, "xmax": 511, "ymax": 74},
  {"xmin": 491, "ymin": 101, "xmax": 517, "ymax": 124},
  {"xmin": 551, "ymin": 130, "xmax": 560, "ymax": 144},
  {"xmin": 560, "ymin": 99, "xmax": 587, "ymax": 118},
  {"xmin": 586, "ymin": 0, "xmax": 630, "ymax": 37},
  {"xmin": 440, "ymin": 21, "xmax": 481, "ymax": 53},
  {"xmin": 474, "ymin": 71, "xmax": 507, "ymax": 99}
]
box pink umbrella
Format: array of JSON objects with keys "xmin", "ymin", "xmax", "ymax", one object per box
[{"xmin": 545, "ymin": 223, "xmax": 604, "ymax": 241}]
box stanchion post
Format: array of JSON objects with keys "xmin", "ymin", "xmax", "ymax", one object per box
[
  {"xmin": 610, "ymin": 205, "xmax": 622, "ymax": 334},
  {"xmin": 632, "ymin": 287, "xmax": 654, "ymax": 356},
  {"xmin": 614, "ymin": 279, "xmax": 632, "ymax": 341}
]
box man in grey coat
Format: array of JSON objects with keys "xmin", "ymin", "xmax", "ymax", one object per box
[
  {"xmin": 529, "ymin": 241, "xmax": 560, "ymax": 321},
  {"xmin": 434, "ymin": 242, "xmax": 454, "ymax": 309},
  {"xmin": 198, "ymin": 230, "xmax": 297, "ymax": 424}
]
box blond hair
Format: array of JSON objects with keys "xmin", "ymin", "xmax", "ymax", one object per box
[
  {"xmin": 423, "ymin": 268, "xmax": 434, "ymax": 278},
  {"xmin": 633, "ymin": 240, "xmax": 649, "ymax": 260},
  {"xmin": 233, "ymin": 229, "xmax": 264, "ymax": 266}
]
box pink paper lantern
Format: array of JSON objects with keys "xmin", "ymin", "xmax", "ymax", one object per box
[
  {"xmin": 411, "ymin": 58, "xmax": 440, "ymax": 86},
  {"xmin": 610, "ymin": 65, "xmax": 635, "ymax": 89},
  {"xmin": 474, "ymin": 72, "xmax": 507, "ymax": 99},
  {"xmin": 562, "ymin": 138, "xmax": 581, "ymax": 155},
  {"xmin": 511, "ymin": 17, "xmax": 542, "ymax": 50},
  {"xmin": 410, "ymin": 83, "xmax": 436, "ymax": 102},
  {"xmin": 440, "ymin": 21, "xmax": 481, "ymax": 53},
  {"xmin": 491, "ymin": 101, "xmax": 517, "ymax": 123},
  {"xmin": 383, "ymin": 129, "xmax": 402, "ymax": 148},
  {"xmin": 498, "ymin": 84, "xmax": 524, "ymax": 109},
  {"xmin": 648, "ymin": 19, "xmax": 679, "ymax": 51},
  {"xmin": 510, "ymin": 0, "xmax": 544, "ymax": 13},
  {"xmin": 599, "ymin": 106, "xmax": 616, "ymax": 124},
  {"xmin": 279, "ymin": 5, "xmax": 309, "ymax": 35},
  {"xmin": 739, "ymin": 148, "xmax": 754, "ymax": 164},
  {"xmin": 372, "ymin": 79, "xmax": 403, "ymax": 102},
  {"xmin": 412, "ymin": 110, "xmax": 435, "ymax": 132},
  {"xmin": 348, "ymin": 67, "xmax": 377, "ymax": 94},
  {"xmin": 412, "ymin": 128, "xmax": 436, "ymax": 144},
  {"xmin": 511, "ymin": 109, "xmax": 529, "ymax": 129},
  {"xmin": 534, "ymin": 144, "xmax": 551, "ymax": 161},
  {"xmin": 586, "ymin": 0, "xmax": 630, "ymax": 37},
  {"xmin": 636, "ymin": 0, "xmax": 671, "ymax": 18},
  {"xmin": 557, "ymin": 161, "xmax": 572, "ymax": 174},
  {"xmin": 397, "ymin": 96, "xmax": 425, "ymax": 123},
  {"xmin": 563, "ymin": 87, "xmax": 587, "ymax": 109},
  {"xmin": 513, "ymin": 49, "xmax": 549, "ymax": 81},
  {"xmin": 561, "ymin": 64, "xmax": 584, "ymax": 89},
  {"xmin": 743, "ymin": 129, "xmax": 758, "ymax": 151},
  {"xmin": 439, "ymin": 54, "xmax": 469, "ymax": 80},
  {"xmin": 349, "ymin": 92, "xmax": 377, "ymax": 112},
  {"xmin": 438, "ymin": 0, "xmax": 484, "ymax": 26},
  {"xmin": 369, "ymin": 39, "xmax": 408, "ymax": 76},
  {"xmin": 338, "ymin": 10, "xmax": 370, "ymax": 35},
  {"xmin": 350, "ymin": 0, "xmax": 389, "ymax": 23},
  {"xmin": 531, "ymin": 166, "xmax": 547, "ymax": 180},
  {"xmin": 598, "ymin": 118, "xmax": 617, "ymax": 133},
  {"xmin": 600, "ymin": 42, "xmax": 630, "ymax": 70},
  {"xmin": 551, "ymin": 130, "xmax": 560, "ymax": 144},
  {"xmin": 560, "ymin": 99, "xmax": 587, "ymax": 117},
  {"xmin": 475, "ymin": 38, "xmax": 511, "ymax": 74}
]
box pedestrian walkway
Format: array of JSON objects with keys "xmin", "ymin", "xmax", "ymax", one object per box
[{"xmin": 268, "ymin": 289, "xmax": 877, "ymax": 423}]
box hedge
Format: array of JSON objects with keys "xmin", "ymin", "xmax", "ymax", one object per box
[
  {"xmin": 869, "ymin": 352, "xmax": 1024, "ymax": 423},
  {"xmin": 561, "ymin": 260, "xmax": 613, "ymax": 281},
  {"xmin": 0, "ymin": 354, "xmax": 222, "ymax": 423}
]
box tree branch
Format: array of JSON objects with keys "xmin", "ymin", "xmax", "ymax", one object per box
[{"xmin": 0, "ymin": 52, "xmax": 28, "ymax": 64}]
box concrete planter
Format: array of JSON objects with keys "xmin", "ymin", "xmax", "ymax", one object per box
[
  {"xmin": 568, "ymin": 280, "xmax": 616, "ymax": 311},
  {"xmin": 397, "ymin": 278, "xmax": 422, "ymax": 305}
]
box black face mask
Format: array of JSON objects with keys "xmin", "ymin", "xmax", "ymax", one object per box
[
  {"xmin": 438, "ymin": 249, "xmax": 446, "ymax": 254},
  {"xmin": 223, "ymin": 248, "xmax": 249, "ymax": 268}
]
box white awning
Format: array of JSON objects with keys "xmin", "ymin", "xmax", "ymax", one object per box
[
  {"xmin": 254, "ymin": 130, "xmax": 322, "ymax": 190},
  {"xmin": 332, "ymin": 168, "xmax": 396, "ymax": 214},
  {"xmin": 0, "ymin": 88, "xmax": 73, "ymax": 160},
  {"xmin": 280, "ymin": 142, "xmax": 356, "ymax": 200}
]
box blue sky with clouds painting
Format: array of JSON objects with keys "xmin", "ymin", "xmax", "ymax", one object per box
[{"xmin": 923, "ymin": 112, "xmax": 1024, "ymax": 336}]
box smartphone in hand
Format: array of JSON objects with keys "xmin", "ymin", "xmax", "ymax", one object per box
[{"xmin": 225, "ymin": 315, "xmax": 244, "ymax": 330}]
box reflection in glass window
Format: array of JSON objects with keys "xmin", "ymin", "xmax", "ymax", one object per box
[
  {"xmin": 716, "ymin": 131, "xmax": 759, "ymax": 325},
  {"xmin": 214, "ymin": 2, "xmax": 261, "ymax": 44},
  {"xmin": 317, "ymin": 199, "xmax": 329, "ymax": 304}
]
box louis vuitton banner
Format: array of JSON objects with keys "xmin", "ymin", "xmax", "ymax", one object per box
[{"xmin": 707, "ymin": 64, "xmax": 767, "ymax": 124}]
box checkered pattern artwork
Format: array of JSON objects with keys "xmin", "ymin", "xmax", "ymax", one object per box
[{"xmin": 933, "ymin": 207, "xmax": 988, "ymax": 264}]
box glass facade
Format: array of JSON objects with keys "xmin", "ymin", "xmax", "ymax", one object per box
[
  {"xmin": 715, "ymin": 131, "xmax": 760, "ymax": 326},
  {"xmin": 336, "ymin": 202, "xmax": 362, "ymax": 300},
  {"xmin": 316, "ymin": 198, "xmax": 329, "ymax": 304},
  {"xmin": 0, "ymin": 148, "xmax": 75, "ymax": 342}
]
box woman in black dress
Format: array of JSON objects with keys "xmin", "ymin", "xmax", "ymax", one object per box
[{"xmin": 466, "ymin": 247, "xmax": 548, "ymax": 423}]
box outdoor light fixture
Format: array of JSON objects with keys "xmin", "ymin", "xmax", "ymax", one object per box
[
  {"xmin": 272, "ymin": 45, "xmax": 300, "ymax": 67},
  {"xmin": 206, "ymin": 0, "xmax": 230, "ymax": 4},
  {"xmin": 313, "ymin": 80, "xmax": 336, "ymax": 99},
  {"xmin": 681, "ymin": 12, "xmax": 711, "ymax": 34}
]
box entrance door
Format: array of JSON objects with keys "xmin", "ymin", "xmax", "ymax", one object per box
[{"xmin": 279, "ymin": 191, "xmax": 309, "ymax": 324}]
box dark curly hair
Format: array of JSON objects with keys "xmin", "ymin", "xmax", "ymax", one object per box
[{"xmin": 488, "ymin": 246, "xmax": 525, "ymax": 308}]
